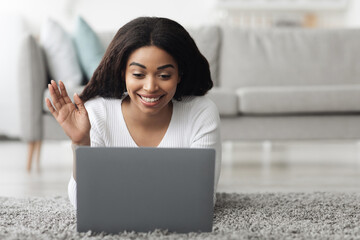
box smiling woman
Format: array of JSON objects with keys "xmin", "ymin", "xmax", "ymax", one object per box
[
  {"xmin": 45, "ymin": 17, "xmax": 221, "ymax": 209},
  {"xmin": 121, "ymin": 46, "xmax": 180, "ymax": 148}
]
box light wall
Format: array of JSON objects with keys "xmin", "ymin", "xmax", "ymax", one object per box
[
  {"xmin": 1, "ymin": 0, "xmax": 360, "ymax": 35},
  {"xmin": 0, "ymin": 0, "xmax": 219, "ymax": 35},
  {"xmin": 346, "ymin": 0, "xmax": 360, "ymax": 27}
]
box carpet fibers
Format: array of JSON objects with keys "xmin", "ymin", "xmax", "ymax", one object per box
[{"xmin": 1, "ymin": 192, "xmax": 360, "ymax": 239}]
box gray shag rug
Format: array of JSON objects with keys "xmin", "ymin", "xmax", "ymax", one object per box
[{"xmin": 1, "ymin": 192, "xmax": 360, "ymax": 240}]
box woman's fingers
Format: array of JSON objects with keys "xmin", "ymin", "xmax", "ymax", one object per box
[
  {"xmin": 45, "ymin": 98, "xmax": 58, "ymax": 118},
  {"xmin": 73, "ymin": 93, "xmax": 86, "ymax": 113},
  {"xmin": 59, "ymin": 80, "xmax": 72, "ymax": 104},
  {"xmin": 50, "ymin": 80, "xmax": 66, "ymax": 106},
  {"xmin": 48, "ymin": 83, "xmax": 63, "ymax": 111}
]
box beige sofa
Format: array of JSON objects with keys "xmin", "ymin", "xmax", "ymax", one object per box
[{"xmin": 18, "ymin": 26, "xmax": 360, "ymax": 168}]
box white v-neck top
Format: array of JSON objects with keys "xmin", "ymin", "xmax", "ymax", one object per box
[{"xmin": 68, "ymin": 96, "xmax": 222, "ymax": 209}]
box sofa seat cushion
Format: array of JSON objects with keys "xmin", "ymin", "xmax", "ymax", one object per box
[
  {"xmin": 236, "ymin": 85, "xmax": 360, "ymax": 114},
  {"xmin": 43, "ymin": 86, "xmax": 85, "ymax": 113},
  {"xmin": 206, "ymin": 87, "xmax": 238, "ymax": 116}
]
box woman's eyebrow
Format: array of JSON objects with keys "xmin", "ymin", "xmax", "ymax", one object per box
[
  {"xmin": 129, "ymin": 62, "xmax": 175, "ymax": 70},
  {"xmin": 129, "ymin": 62, "xmax": 146, "ymax": 69},
  {"xmin": 157, "ymin": 64, "xmax": 174, "ymax": 70}
]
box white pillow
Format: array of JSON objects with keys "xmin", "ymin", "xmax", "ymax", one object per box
[{"xmin": 40, "ymin": 18, "xmax": 83, "ymax": 87}]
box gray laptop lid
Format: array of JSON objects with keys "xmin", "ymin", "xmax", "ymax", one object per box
[{"xmin": 76, "ymin": 147, "xmax": 215, "ymax": 234}]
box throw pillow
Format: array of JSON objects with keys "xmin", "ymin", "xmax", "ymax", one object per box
[
  {"xmin": 39, "ymin": 18, "xmax": 83, "ymax": 87},
  {"xmin": 73, "ymin": 16, "xmax": 105, "ymax": 82}
]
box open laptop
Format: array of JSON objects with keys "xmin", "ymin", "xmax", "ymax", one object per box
[{"xmin": 75, "ymin": 147, "xmax": 215, "ymax": 234}]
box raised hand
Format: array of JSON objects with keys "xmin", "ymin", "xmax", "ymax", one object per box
[{"xmin": 45, "ymin": 80, "xmax": 91, "ymax": 145}]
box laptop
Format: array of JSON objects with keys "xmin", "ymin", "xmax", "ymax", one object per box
[{"xmin": 75, "ymin": 147, "xmax": 215, "ymax": 234}]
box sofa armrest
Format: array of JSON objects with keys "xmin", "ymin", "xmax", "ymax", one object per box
[{"xmin": 17, "ymin": 33, "xmax": 47, "ymax": 141}]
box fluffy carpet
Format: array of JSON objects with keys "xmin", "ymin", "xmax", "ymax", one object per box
[{"xmin": 1, "ymin": 192, "xmax": 360, "ymax": 239}]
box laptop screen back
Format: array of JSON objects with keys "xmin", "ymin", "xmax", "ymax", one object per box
[{"xmin": 76, "ymin": 147, "xmax": 215, "ymax": 233}]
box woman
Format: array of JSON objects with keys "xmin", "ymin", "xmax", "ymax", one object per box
[{"xmin": 46, "ymin": 17, "xmax": 221, "ymax": 209}]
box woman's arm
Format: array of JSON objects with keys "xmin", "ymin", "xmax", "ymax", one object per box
[
  {"xmin": 46, "ymin": 80, "xmax": 91, "ymax": 180},
  {"xmin": 45, "ymin": 80, "xmax": 92, "ymax": 209}
]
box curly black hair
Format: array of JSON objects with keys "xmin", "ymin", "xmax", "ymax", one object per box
[{"xmin": 80, "ymin": 17, "xmax": 213, "ymax": 103}]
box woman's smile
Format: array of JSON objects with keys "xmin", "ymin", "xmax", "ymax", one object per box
[{"xmin": 137, "ymin": 94, "xmax": 164, "ymax": 106}]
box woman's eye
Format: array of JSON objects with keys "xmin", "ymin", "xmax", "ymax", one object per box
[
  {"xmin": 133, "ymin": 73, "xmax": 144, "ymax": 78},
  {"xmin": 159, "ymin": 74, "xmax": 171, "ymax": 79}
]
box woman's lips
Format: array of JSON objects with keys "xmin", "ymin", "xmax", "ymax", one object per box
[
  {"xmin": 138, "ymin": 94, "xmax": 163, "ymax": 106},
  {"xmin": 140, "ymin": 95, "xmax": 161, "ymax": 103}
]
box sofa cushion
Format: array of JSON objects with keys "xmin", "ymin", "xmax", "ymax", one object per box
[
  {"xmin": 219, "ymin": 28, "xmax": 360, "ymax": 89},
  {"xmin": 237, "ymin": 85, "xmax": 360, "ymax": 114},
  {"xmin": 187, "ymin": 26, "xmax": 221, "ymax": 86},
  {"xmin": 206, "ymin": 87, "xmax": 238, "ymax": 116},
  {"xmin": 73, "ymin": 16, "xmax": 105, "ymax": 82},
  {"xmin": 43, "ymin": 86, "xmax": 85, "ymax": 113},
  {"xmin": 40, "ymin": 18, "xmax": 83, "ymax": 87}
]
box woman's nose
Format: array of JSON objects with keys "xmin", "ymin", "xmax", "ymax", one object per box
[{"xmin": 143, "ymin": 77, "xmax": 159, "ymax": 92}]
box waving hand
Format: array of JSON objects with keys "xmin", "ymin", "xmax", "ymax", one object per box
[{"xmin": 45, "ymin": 80, "xmax": 91, "ymax": 145}]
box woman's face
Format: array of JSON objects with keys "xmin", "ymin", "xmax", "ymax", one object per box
[{"xmin": 124, "ymin": 46, "xmax": 180, "ymax": 116}]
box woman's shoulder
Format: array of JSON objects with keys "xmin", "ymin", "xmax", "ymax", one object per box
[
  {"xmin": 84, "ymin": 96, "xmax": 104, "ymax": 108},
  {"xmin": 84, "ymin": 97, "xmax": 122, "ymax": 109},
  {"xmin": 84, "ymin": 97, "xmax": 123, "ymax": 118}
]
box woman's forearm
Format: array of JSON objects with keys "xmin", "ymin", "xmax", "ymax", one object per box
[{"xmin": 71, "ymin": 137, "xmax": 91, "ymax": 180}]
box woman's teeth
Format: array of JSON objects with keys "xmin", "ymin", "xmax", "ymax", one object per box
[{"xmin": 140, "ymin": 96, "xmax": 161, "ymax": 103}]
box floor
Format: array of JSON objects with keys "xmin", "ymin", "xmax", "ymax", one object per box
[{"xmin": 1, "ymin": 139, "xmax": 360, "ymax": 198}]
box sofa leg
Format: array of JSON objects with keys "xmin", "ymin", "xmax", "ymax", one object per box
[
  {"xmin": 35, "ymin": 141, "xmax": 42, "ymax": 169},
  {"xmin": 27, "ymin": 142, "xmax": 36, "ymax": 171},
  {"xmin": 27, "ymin": 141, "xmax": 42, "ymax": 172}
]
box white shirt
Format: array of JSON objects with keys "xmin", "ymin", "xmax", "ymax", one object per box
[{"xmin": 68, "ymin": 96, "xmax": 222, "ymax": 208}]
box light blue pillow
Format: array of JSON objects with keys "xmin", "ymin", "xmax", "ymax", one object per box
[{"xmin": 73, "ymin": 16, "xmax": 105, "ymax": 82}]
